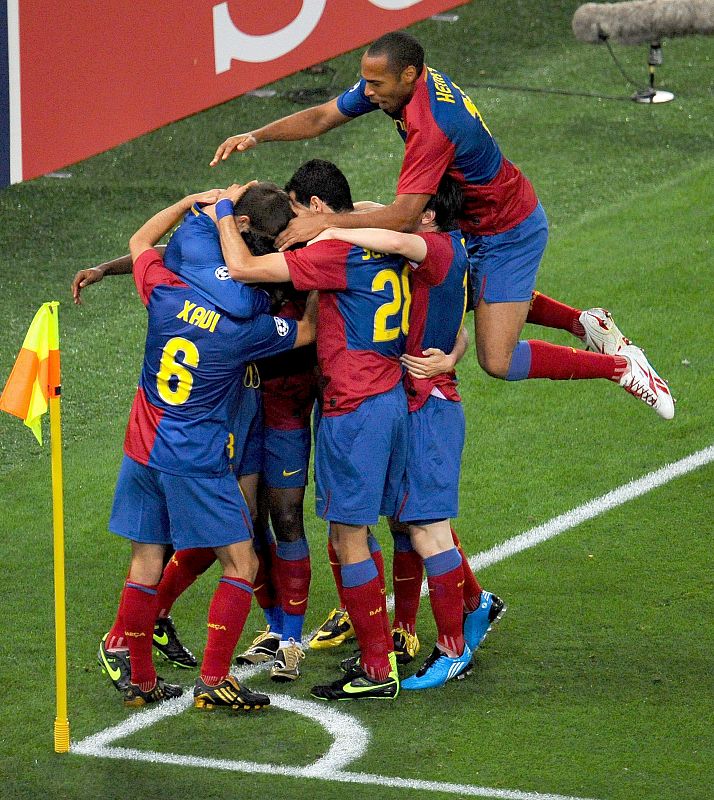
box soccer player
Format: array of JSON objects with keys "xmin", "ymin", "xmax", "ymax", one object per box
[
  {"xmin": 211, "ymin": 31, "xmax": 674, "ymax": 420},
  {"xmin": 318, "ymin": 175, "xmax": 504, "ymax": 688},
  {"xmin": 213, "ymin": 173, "xmax": 409, "ymax": 701},
  {"xmin": 96, "ymin": 189, "xmax": 317, "ymax": 709}
]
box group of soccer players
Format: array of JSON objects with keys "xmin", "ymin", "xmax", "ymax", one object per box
[{"xmin": 73, "ymin": 30, "xmax": 674, "ymax": 711}]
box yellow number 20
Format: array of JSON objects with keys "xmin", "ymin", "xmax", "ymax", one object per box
[
  {"xmin": 372, "ymin": 266, "xmax": 412, "ymax": 342},
  {"xmin": 156, "ymin": 337, "xmax": 200, "ymax": 406}
]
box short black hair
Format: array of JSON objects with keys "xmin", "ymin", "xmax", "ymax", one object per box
[
  {"xmin": 366, "ymin": 31, "xmax": 424, "ymax": 76},
  {"xmin": 285, "ymin": 159, "xmax": 354, "ymax": 213},
  {"xmin": 234, "ymin": 181, "xmax": 294, "ymax": 255},
  {"xmin": 425, "ymin": 174, "xmax": 463, "ymax": 232}
]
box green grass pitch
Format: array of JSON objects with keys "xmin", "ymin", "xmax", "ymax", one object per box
[{"xmin": 1, "ymin": 2, "xmax": 712, "ymax": 798}]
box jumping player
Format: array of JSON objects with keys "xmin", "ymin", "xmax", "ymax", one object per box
[{"xmin": 211, "ymin": 31, "xmax": 674, "ymax": 420}]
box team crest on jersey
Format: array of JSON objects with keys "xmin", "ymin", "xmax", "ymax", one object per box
[
  {"xmin": 214, "ymin": 265, "xmax": 230, "ymax": 280},
  {"xmin": 274, "ymin": 317, "xmax": 290, "ymax": 337}
]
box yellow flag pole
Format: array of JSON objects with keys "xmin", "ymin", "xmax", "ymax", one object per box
[{"xmin": 48, "ymin": 304, "xmax": 70, "ymax": 753}]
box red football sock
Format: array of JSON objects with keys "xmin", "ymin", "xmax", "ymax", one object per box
[
  {"xmin": 276, "ymin": 555, "xmax": 311, "ymax": 618},
  {"xmin": 451, "ymin": 528, "xmax": 482, "ymax": 612},
  {"xmin": 327, "ymin": 539, "xmax": 347, "ymax": 609},
  {"xmin": 424, "ymin": 559, "xmax": 465, "ymax": 658},
  {"xmin": 368, "ymin": 538, "xmax": 393, "ymax": 650},
  {"xmin": 392, "ymin": 549, "xmax": 423, "ymax": 634},
  {"xmin": 527, "ymin": 340, "xmax": 627, "ymax": 381},
  {"xmin": 200, "ymin": 577, "xmax": 253, "ymax": 685},
  {"xmin": 343, "ymin": 575, "xmax": 392, "ymax": 682},
  {"xmin": 155, "ymin": 548, "xmax": 217, "ymax": 619},
  {"xmin": 528, "ymin": 291, "xmax": 585, "ymax": 338},
  {"xmin": 121, "ymin": 581, "xmax": 159, "ymax": 688}
]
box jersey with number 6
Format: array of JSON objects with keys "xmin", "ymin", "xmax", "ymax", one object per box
[
  {"xmin": 285, "ymin": 240, "xmax": 408, "ymax": 416},
  {"xmin": 123, "ymin": 248, "xmax": 298, "ymax": 476}
]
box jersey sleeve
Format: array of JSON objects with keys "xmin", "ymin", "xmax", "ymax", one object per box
[
  {"xmin": 285, "ymin": 241, "xmax": 349, "ymax": 291},
  {"xmin": 161, "ymin": 260, "xmax": 270, "ymax": 319},
  {"xmin": 243, "ymin": 314, "xmax": 299, "ymax": 360},
  {"xmin": 408, "ymin": 232, "xmax": 453, "ymax": 287},
  {"xmin": 397, "ymin": 117, "xmax": 455, "ymax": 197},
  {"xmin": 335, "ymin": 79, "xmax": 377, "ymax": 118},
  {"xmin": 133, "ymin": 248, "xmax": 186, "ymax": 306}
]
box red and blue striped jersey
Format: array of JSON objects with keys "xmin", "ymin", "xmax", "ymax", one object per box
[
  {"xmin": 337, "ymin": 67, "xmax": 537, "ymax": 235},
  {"xmin": 164, "ymin": 204, "xmax": 270, "ymax": 318},
  {"xmin": 405, "ymin": 230, "xmax": 469, "ymax": 412},
  {"xmin": 124, "ymin": 248, "xmax": 298, "ymax": 476},
  {"xmin": 285, "ymin": 240, "xmax": 407, "ymax": 415}
]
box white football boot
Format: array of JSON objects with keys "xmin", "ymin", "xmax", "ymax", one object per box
[
  {"xmin": 578, "ymin": 308, "xmax": 630, "ymax": 355},
  {"xmin": 619, "ymin": 344, "xmax": 675, "ymax": 419}
]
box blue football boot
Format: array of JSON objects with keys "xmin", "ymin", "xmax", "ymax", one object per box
[
  {"xmin": 401, "ymin": 644, "xmax": 472, "ymax": 690},
  {"xmin": 464, "ymin": 591, "xmax": 506, "ymax": 653}
]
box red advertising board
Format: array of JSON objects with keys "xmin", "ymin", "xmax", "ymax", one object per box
[{"xmin": 8, "ymin": 0, "xmax": 465, "ymax": 184}]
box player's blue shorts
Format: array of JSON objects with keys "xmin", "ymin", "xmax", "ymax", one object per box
[
  {"xmin": 230, "ymin": 385, "xmax": 264, "ymax": 477},
  {"xmin": 315, "ymin": 382, "xmax": 408, "ymax": 526},
  {"xmin": 397, "ymin": 396, "xmax": 465, "ymax": 523},
  {"xmin": 109, "ymin": 455, "xmax": 253, "ymax": 550},
  {"xmin": 263, "ymin": 425, "xmax": 311, "ymax": 489},
  {"xmin": 465, "ymin": 201, "xmax": 548, "ymax": 304}
]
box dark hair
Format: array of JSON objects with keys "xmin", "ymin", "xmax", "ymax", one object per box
[
  {"xmin": 425, "ymin": 175, "xmax": 463, "ymax": 232},
  {"xmin": 233, "ymin": 181, "xmax": 294, "ymax": 255},
  {"xmin": 366, "ymin": 31, "xmax": 424, "ymax": 76},
  {"xmin": 285, "ymin": 159, "xmax": 354, "ymax": 213}
]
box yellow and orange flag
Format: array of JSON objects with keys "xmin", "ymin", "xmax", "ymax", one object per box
[{"xmin": 0, "ymin": 301, "xmax": 61, "ymax": 444}]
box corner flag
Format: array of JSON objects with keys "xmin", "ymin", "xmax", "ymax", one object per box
[
  {"xmin": 0, "ymin": 301, "xmax": 70, "ymax": 753},
  {"xmin": 0, "ymin": 301, "xmax": 60, "ymax": 443}
]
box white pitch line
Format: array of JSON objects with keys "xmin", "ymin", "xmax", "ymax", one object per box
[
  {"xmin": 72, "ymin": 444, "xmax": 714, "ymax": 800},
  {"xmin": 397, "ymin": 444, "xmax": 714, "ymax": 608}
]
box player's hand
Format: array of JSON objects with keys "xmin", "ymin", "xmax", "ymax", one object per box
[
  {"xmin": 276, "ymin": 215, "xmax": 329, "ymax": 251},
  {"xmin": 400, "ymin": 348, "xmax": 456, "ymax": 379},
  {"xmin": 218, "ymin": 181, "xmax": 258, "ymax": 204},
  {"xmin": 188, "ymin": 188, "xmax": 223, "ymax": 207},
  {"xmin": 71, "ymin": 268, "xmax": 104, "ymax": 305},
  {"xmin": 210, "ymin": 133, "xmax": 258, "ymax": 166}
]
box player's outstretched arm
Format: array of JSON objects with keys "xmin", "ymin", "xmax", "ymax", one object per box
[
  {"xmin": 210, "ymin": 99, "xmax": 350, "ymax": 166},
  {"xmin": 215, "ymin": 184, "xmax": 291, "ymax": 283},
  {"xmin": 401, "ymin": 327, "xmax": 469, "ymax": 379},
  {"xmin": 71, "ymin": 246, "xmax": 171, "ymax": 304},
  {"xmin": 318, "ymin": 226, "xmax": 428, "ymax": 263},
  {"xmin": 275, "ymin": 192, "xmax": 431, "ymax": 251},
  {"xmin": 129, "ymin": 190, "xmax": 221, "ymax": 261}
]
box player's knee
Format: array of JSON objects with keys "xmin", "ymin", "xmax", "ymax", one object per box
[
  {"xmin": 271, "ymin": 504, "xmax": 305, "ymax": 541},
  {"xmin": 476, "ymin": 348, "xmax": 510, "ymax": 379}
]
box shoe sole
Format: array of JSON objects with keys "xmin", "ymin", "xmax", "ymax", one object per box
[
  {"xmin": 310, "ymin": 691, "xmax": 399, "ymax": 702},
  {"xmin": 479, "ymin": 601, "xmax": 508, "ymax": 645},
  {"xmin": 308, "ymin": 630, "xmax": 355, "ymax": 650},
  {"xmin": 194, "ymin": 699, "xmax": 268, "ymax": 712},
  {"xmin": 270, "ymin": 672, "xmax": 300, "ymax": 683},
  {"xmin": 154, "ymin": 649, "xmax": 197, "ymax": 669},
  {"xmin": 235, "ymin": 653, "xmax": 276, "ymax": 665}
]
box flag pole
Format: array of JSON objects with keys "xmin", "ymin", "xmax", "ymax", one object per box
[{"xmin": 48, "ymin": 304, "xmax": 70, "ymax": 753}]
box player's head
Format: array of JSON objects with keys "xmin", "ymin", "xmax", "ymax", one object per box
[
  {"xmin": 234, "ymin": 181, "xmax": 295, "ymax": 255},
  {"xmin": 285, "ymin": 159, "xmax": 354, "ymax": 215},
  {"xmin": 361, "ymin": 32, "xmax": 424, "ymax": 114},
  {"xmin": 420, "ymin": 175, "xmax": 463, "ymax": 232}
]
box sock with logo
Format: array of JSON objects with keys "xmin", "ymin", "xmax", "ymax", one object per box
[
  {"xmin": 450, "ymin": 527, "xmax": 482, "ymax": 612},
  {"xmin": 341, "ymin": 559, "xmax": 392, "ymax": 682},
  {"xmin": 276, "ymin": 536, "xmax": 311, "ymax": 642},
  {"xmin": 367, "ymin": 532, "xmax": 393, "ymax": 650},
  {"xmin": 327, "ymin": 536, "xmax": 347, "ymax": 610},
  {"xmin": 424, "ymin": 549, "xmax": 465, "ymax": 658},
  {"xmin": 200, "ymin": 576, "xmax": 253, "ymax": 686},
  {"xmin": 527, "ymin": 291, "xmax": 585, "ymax": 337},
  {"xmin": 506, "ymin": 340, "xmax": 628, "ymax": 382},
  {"xmin": 106, "ymin": 572, "xmax": 130, "ymax": 651},
  {"xmin": 391, "ymin": 531, "xmax": 423, "ymax": 634},
  {"xmin": 121, "ymin": 580, "xmax": 159, "ymax": 689},
  {"xmin": 155, "ymin": 548, "xmax": 217, "ymax": 619}
]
